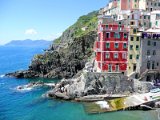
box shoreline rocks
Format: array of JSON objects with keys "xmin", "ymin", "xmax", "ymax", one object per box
[{"xmin": 45, "ymin": 71, "xmax": 154, "ymax": 101}]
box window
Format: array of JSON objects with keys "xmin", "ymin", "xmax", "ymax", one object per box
[
  {"xmin": 106, "ymin": 53, "xmax": 110, "ymax": 59},
  {"xmin": 131, "ymin": 21, "xmax": 134, "ymax": 25},
  {"xmin": 159, "ymin": 3, "xmax": 160, "ymax": 6},
  {"xmin": 147, "ymin": 50, "xmax": 150, "ymax": 55},
  {"xmin": 130, "ymin": 45, "xmax": 133, "ymax": 50},
  {"xmin": 157, "ymin": 62, "xmax": 159, "ymax": 66},
  {"xmin": 106, "ymin": 43, "xmax": 110, "ymax": 48},
  {"xmin": 153, "ymin": 42, "xmax": 156, "ymax": 46},
  {"xmin": 156, "ymin": 21, "xmax": 158, "ymax": 26},
  {"xmin": 106, "ymin": 25, "xmax": 109, "ymax": 28},
  {"xmin": 155, "ymin": 3, "xmax": 157, "ymax": 6},
  {"xmin": 124, "ymin": 33, "xmax": 127, "ymax": 38},
  {"xmin": 106, "ymin": 33, "xmax": 110, "ymax": 38},
  {"xmin": 131, "ymin": 37, "xmax": 134, "ymax": 41},
  {"xmin": 152, "ymin": 61, "xmax": 155, "ymax": 69},
  {"xmin": 136, "ymin": 45, "xmax": 139, "ymax": 50},
  {"xmin": 108, "ymin": 64, "xmax": 112, "ymax": 72},
  {"xmin": 136, "ymin": 55, "xmax": 139, "ymax": 59},
  {"xmin": 123, "ymin": 43, "xmax": 127, "ymax": 49},
  {"xmin": 149, "ymin": 22, "xmax": 152, "ymax": 27},
  {"xmin": 115, "ymin": 43, "xmax": 119, "ymax": 48},
  {"xmin": 147, "ymin": 61, "xmax": 150, "ymax": 69},
  {"xmin": 114, "ymin": 53, "xmax": 118, "ymax": 59},
  {"xmin": 144, "ymin": 22, "xmax": 146, "ymax": 26},
  {"xmin": 144, "ymin": 16, "xmax": 146, "ymax": 19},
  {"xmin": 153, "ymin": 50, "xmax": 156, "ymax": 55},
  {"xmin": 148, "ymin": 16, "xmax": 150, "ymax": 19},
  {"xmin": 130, "ymin": 55, "xmax": 133, "ymax": 59},
  {"xmin": 114, "ymin": 32, "xmax": 120, "ymax": 38},
  {"xmin": 115, "ymin": 64, "xmax": 119, "ymax": 72},
  {"xmin": 136, "ymin": 37, "xmax": 139, "ymax": 41},
  {"xmin": 133, "ymin": 28, "xmax": 137, "ymax": 34},
  {"xmin": 148, "ymin": 41, "xmax": 151, "ymax": 46},
  {"xmin": 122, "ymin": 53, "xmax": 127, "ymax": 59}
]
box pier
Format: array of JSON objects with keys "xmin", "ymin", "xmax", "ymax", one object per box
[{"xmin": 84, "ymin": 90, "xmax": 160, "ymax": 114}]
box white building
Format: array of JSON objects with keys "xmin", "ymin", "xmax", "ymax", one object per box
[
  {"xmin": 139, "ymin": 28, "xmax": 160, "ymax": 81},
  {"xmin": 150, "ymin": 10, "xmax": 160, "ymax": 28}
]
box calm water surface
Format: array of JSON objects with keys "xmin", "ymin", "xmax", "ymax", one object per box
[{"xmin": 0, "ymin": 46, "xmax": 159, "ymax": 120}]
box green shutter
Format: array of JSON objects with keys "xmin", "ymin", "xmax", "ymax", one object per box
[{"xmin": 106, "ymin": 43, "xmax": 110, "ymax": 48}]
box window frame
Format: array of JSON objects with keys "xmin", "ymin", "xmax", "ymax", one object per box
[
  {"xmin": 106, "ymin": 32, "xmax": 110, "ymax": 38},
  {"xmin": 114, "ymin": 53, "xmax": 118, "ymax": 59},
  {"xmin": 114, "ymin": 43, "xmax": 119, "ymax": 49},
  {"xmin": 106, "ymin": 42, "xmax": 110, "ymax": 49},
  {"xmin": 105, "ymin": 53, "xmax": 110, "ymax": 59}
]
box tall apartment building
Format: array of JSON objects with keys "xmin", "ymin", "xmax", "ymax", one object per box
[
  {"xmin": 94, "ymin": 16, "xmax": 129, "ymax": 73},
  {"xmin": 139, "ymin": 28, "xmax": 160, "ymax": 81},
  {"xmin": 139, "ymin": 0, "xmax": 160, "ymax": 12}
]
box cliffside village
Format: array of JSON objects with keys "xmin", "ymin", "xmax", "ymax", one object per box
[{"xmin": 94, "ymin": 0, "xmax": 160, "ymax": 83}]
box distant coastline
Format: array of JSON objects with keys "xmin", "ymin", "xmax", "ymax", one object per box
[{"xmin": 3, "ymin": 39, "xmax": 52, "ymax": 47}]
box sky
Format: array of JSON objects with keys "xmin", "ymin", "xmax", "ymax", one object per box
[{"xmin": 0, "ymin": 0, "xmax": 108, "ymax": 45}]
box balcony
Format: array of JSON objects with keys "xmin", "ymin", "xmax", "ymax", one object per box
[{"xmin": 100, "ymin": 27, "xmax": 129, "ymax": 32}]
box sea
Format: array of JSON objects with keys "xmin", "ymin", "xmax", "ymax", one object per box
[{"xmin": 0, "ymin": 46, "xmax": 159, "ymax": 120}]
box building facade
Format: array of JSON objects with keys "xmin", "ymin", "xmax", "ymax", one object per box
[
  {"xmin": 139, "ymin": 29, "xmax": 160, "ymax": 81},
  {"xmin": 94, "ymin": 17, "xmax": 129, "ymax": 73},
  {"xmin": 96, "ymin": 0, "xmax": 160, "ymax": 80},
  {"xmin": 150, "ymin": 10, "xmax": 160, "ymax": 28},
  {"xmin": 139, "ymin": 0, "xmax": 160, "ymax": 12}
]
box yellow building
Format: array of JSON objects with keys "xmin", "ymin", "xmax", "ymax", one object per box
[{"xmin": 127, "ymin": 11, "xmax": 141, "ymax": 76}]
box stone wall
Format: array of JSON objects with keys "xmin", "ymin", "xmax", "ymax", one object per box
[{"xmin": 82, "ymin": 72, "xmax": 134, "ymax": 95}]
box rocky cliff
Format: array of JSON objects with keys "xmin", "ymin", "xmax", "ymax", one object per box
[{"xmin": 6, "ymin": 11, "xmax": 98, "ymax": 79}]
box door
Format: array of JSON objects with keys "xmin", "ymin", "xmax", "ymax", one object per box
[
  {"xmin": 115, "ymin": 64, "xmax": 119, "ymax": 72},
  {"xmin": 133, "ymin": 64, "xmax": 136, "ymax": 72},
  {"xmin": 108, "ymin": 64, "xmax": 112, "ymax": 72},
  {"xmin": 152, "ymin": 61, "xmax": 155, "ymax": 69}
]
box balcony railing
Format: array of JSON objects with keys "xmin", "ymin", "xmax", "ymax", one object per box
[{"xmin": 100, "ymin": 27, "xmax": 129, "ymax": 32}]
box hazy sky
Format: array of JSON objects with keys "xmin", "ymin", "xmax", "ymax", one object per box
[{"xmin": 0, "ymin": 0, "xmax": 108, "ymax": 45}]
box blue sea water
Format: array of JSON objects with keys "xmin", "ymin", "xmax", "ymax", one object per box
[{"xmin": 0, "ymin": 46, "xmax": 159, "ymax": 120}]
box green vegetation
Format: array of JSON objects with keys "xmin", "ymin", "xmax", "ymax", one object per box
[
  {"xmin": 54, "ymin": 37, "xmax": 61, "ymax": 44},
  {"xmin": 53, "ymin": 11, "xmax": 98, "ymax": 44},
  {"xmin": 70, "ymin": 11, "xmax": 98, "ymax": 38}
]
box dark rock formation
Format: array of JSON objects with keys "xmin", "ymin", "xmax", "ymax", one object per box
[{"xmin": 6, "ymin": 31, "xmax": 97, "ymax": 79}]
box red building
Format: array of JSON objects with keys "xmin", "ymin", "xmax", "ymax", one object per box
[{"xmin": 94, "ymin": 17, "xmax": 129, "ymax": 73}]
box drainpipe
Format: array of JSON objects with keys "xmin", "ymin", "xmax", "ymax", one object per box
[{"xmin": 101, "ymin": 35, "xmax": 103, "ymax": 72}]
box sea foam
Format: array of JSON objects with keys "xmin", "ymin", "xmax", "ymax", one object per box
[{"xmin": 0, "ymin": 75, "xmax": 5, "ymax": 78}]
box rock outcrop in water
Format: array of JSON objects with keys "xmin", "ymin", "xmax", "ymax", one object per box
[
  {"xmin": 6, "ymin": 11, "xmax": 98, "ymax": 79},
  {"xmin": 46, "ymin": 71, "xmax": 153, "ymax": 101}
]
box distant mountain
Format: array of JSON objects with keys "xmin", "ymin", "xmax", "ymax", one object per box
[{"xmin": 5, "ymin": 39, "xmax": 52, "ymax": 47}]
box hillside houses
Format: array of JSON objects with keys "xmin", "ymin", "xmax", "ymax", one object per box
[{"xmin": 94, "ymin": 0, "xmax": 160, "ymax": 81}]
